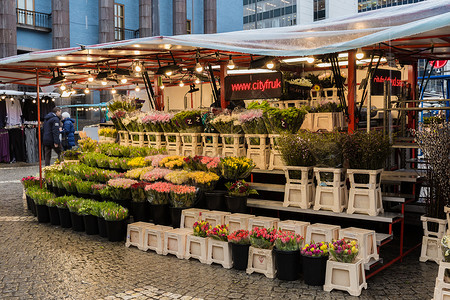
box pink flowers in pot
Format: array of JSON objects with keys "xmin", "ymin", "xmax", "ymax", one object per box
[
  {"xmin": 107, "ymin": 178, "xmax": 138, "ymax": 189},
  {"xmin": 274, "ymin": 231, "xmax": 304, "ymax": 251},
  {"xmin": 141, "ymin": 168, "xmax": 173, "ymax": 182}
]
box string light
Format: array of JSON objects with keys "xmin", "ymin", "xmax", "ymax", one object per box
[
  {"xmin": 120, "ymin": 76, "xmax": 127, "ymax": 84},
  {"xmin": 111, "ymin": 86, "xmax": 117, "ymax": 94},
  {"xmin": 227, "ymin": 56, "xmax": 235, "ymax": 70},
  {"xmin": 88, "ymin": 71, "xmax": 94, "ymax": 82},
  {"xmin": 101, "ymin": 78, "xmax": 107, "ymax": 85},
  {"xmin": 179, "ymin": 81, "xmax": 184, "ymax": 87},
  {"xmin": 266, "ymin": 61, "xmax": 275, "ymax": 69},
  {"xmin": 135, "ymin": 83, "xmax": 140, "ymax": 92},
  {"xmin": 60, "ymin": 83, "xmax": 66, "ymax": 91},
  {"xmin": 84, "ymin": 85, "xmax": 90, "ymax": 94}
]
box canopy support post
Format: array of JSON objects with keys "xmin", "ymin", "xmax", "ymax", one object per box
[
  {"xmin": 347, "ymin": 50, "xmax": 357, "ymax": 133},
  {"xmin": 220, "ymin": 62, "xmax": 228, "ymax": 109},
  {"xmin": 36, "ymin": 69, "xmax": 42, "ymax": 188}
]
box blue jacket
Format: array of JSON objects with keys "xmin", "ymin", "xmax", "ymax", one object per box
[
  {"xmin": 62, "ymin": 118, "xmax": 76, "ymax": 147},
  {"xmin": 43, "ymin": 112, "xmax": 61, "ymax": 146}
]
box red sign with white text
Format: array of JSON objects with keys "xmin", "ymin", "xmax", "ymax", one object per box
[
  {"xmin": 429, "ymin": 60, "xmax": 448, "ymax": 69},
  {"xmin": 225, "ymin": 72, "xmax": 282, "ymax": 101},
  {"xmin": 371, "ymin": 69, "xmax": 403, "ymax": 96}
]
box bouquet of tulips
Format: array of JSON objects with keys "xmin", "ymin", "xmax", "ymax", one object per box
[
  {"xmin": 221, "ymin": 157, "xmax": 255, "ymax": 180},
  {"xmin": 249, "ymin": 227, "xmax": 276, "ymax": 249},
  {"xmin": 329, "ymin": 239, "xmax": 359, "ymax": 263},
  {"xmin": 210, "ymin": 113, "xmax": 242, "ymax": 134},
  {"xmin": 301, "ymin": 242, "xmax": 329, "ymax": 257},
  {"xmin": 170, "ymin": 185, "xmax": 197, "ymax": 208},
  {"xmin": 207, "ymin": 224, "xmax": 229, "ymax": 242},
  {"xmin": 21, "ymin": 176, "xmax": 40, "ymax": 189},
  {"xmin": 188, "ymin": 171, "xmax": 220, "ymax": 191},
  {"xmin": 107, "ymin": 178, "xmax": 138, "ymax": 201},
  {"xmin": 228, "ymin": 229, "xmax": 250, "ymax": 245},
  {"xmin": 141, "ymin": 168, "xmax": 173, "ymax": 182},
  {"xmin": 131, "ymin": 182, "xmax": 148, "ymax": 203},
  {"xmin": 193, "ymin": 220, "xmax": 211, "ymax": 238},
  {"xmin": 238, "ymin": 109, "xmax": 267, "ymax": 145},
  {"xmin": 141, "ymin": 111, "xmax": 165, "ymax": 132},
  {"xmin": 164, "ymin": 170, "xmax": 190, "ymax": 185},
  {"xmin": 145, "ymin": 154, "xmax": 169, "ymax": 168},
  {"xmin": 145, "ymin": 182, "xmax": 175, "ymax": 205},
  {"xmin": 274, "ymin": 230, "xmax": 304, "ymax": 251},
  {"xmin": 159, "ymin": 155, "xmax": 186, "ymax": 169}
]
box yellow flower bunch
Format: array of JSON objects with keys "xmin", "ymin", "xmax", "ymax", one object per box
[
  {"xmin": 221, "ymin": 156, "xmax": 255, "ymax": 180},
  {"xmin": 159, "ymin": 155, "xmax": 186, "ymax": 169},
  {"xmin": 127, "ymin": 157, "xmax": 148, "ymax": 168},
  {"xmin": 188, "ymin": 171, "xmax": 220, "ymax": 184},
  {"xmin": 98, "ymin": 128, "xmax": 117, "ymax": 137},
  {"xmin": 125, "ymin": 166, "xmax": 154, "ymax": 180},
  {"xmin": 164, "ymin": 170, "xmax": 190, "ymax": 185}
]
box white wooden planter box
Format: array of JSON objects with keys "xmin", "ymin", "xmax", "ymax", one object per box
[
  {"xmin": 118, "ymin": 130, "xmax": 130, "ymax": 146},
  {"xmin": 248, "ymin": 216, "xmax": 280, "ymax": 231},
  {"xmin": 278, "ymin": 220, "xmax": 310, "ymax": 239},
  {"xmin": 185, "ymin": 234, "xmax": 209, "ymax": 264},
  {"xmin": 246, "ymin": 246, "xmax": 276, "ymax": 278},
  {"xmin": 146, "ymin": 132, "xmax": 166, "ymax": 149},
  {"xmin": 221, "ymin": 134, "xmax": 246, "ymax": 157},
  {"xmin": 305, "ymin": 223, "xmax": 340, "ymax": 244},
  {"xmin": 206, "ymin": 239, "xmax": 232, "ymax": 269},
  {"xmin": 339, "ymin": 227, "xmax": 379, "ymax": 264},
  {"xmin": 105, "ymin": 137, "xmax": 116, "ymax": 143},
  {"xmin": 225, "ymin": 213, "xmax": 255, "ymax": 234},
  {"xmin": 323, "ymin": 259, "xmax": 367, "ymax": 297},
  {"xmin": 163, "ymin": 228, "xmax": 192, "ymax": 259},
  {"xmin": 125, "ymin": 222, "xmax": 155, "ymax": 250},
  {"xmin": 142, "ymin": 225, "xmax": 173, "ymax": 254},
  {"xmin": 165, "ymin": 133, "xmax": 182, "ymax": 155},
  {"xmin": 313, "ymin": 112, "xmax": 345, "ymax": 132},
  {"xmin": 300, "ymin": 113, "xmax": 314, "ymax": 131},
  {"xmin": 180, "ymin": 133, "xmax": 203, "ymax": 156},
  {"xmin": 245, "ymin": 134, "xmax": 269, "ymax": 169},
  {"xmin": 313, "ymin": 167, "xmax": 348, "ymax": 213},
  {"xmin": 201, "ymin": 210, "xmax": 231, "ymax": 228},
  {"xmin": 268, "ymin": 134, "xmax": 285, "ymax": 170},
  {"xmin": 347, "ymin": 169, "xmax": 384, "ymax": 216},
  {"xmin": 420, "ymin": 236, "xmax": 444, "ymax": 264},
  {"xmin": 421, "ymin": 215, "xmax": 448, "ymax": 239},
  {"xmin": 283, "ymin": 166, "xmax": 315, "ymax": 209},
  {"xmin": 201, "ymin": 133, "xmax": 222, "ymax": 157},
  {"xmin": 323, "ymin": 88, "xmax": 343, "ymax": 103},
  {"xmin": 433, "ymin": 261, "xmax": 450, "ymax": 300},
  {"xmin": 129, "ymin": 132, "xmax": 149, "ymax": 147},
  {"xmin": 310, "ymin": 89, "xmax": 323, "ymax": 101},
  {"xmin": 180, "ymin": 208, "xmax": 209, "ymax": 229}
]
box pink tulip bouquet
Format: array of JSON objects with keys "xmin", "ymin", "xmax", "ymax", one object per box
[
  {"xmin": 274, "ymin": 231, "xmax": 304, "ymax": 251},
  {"xmin": 145, "ymin": 181, "xmax": 175, "ymax": 205},
  {"xmin": 141, "ymin": 168, "xmax": 173, "ymax": 182},
  {"xmin": 170, "ymin": 184, "xmax": 197, "ymax": 208},
  {"xmin": 107, "ymin": 178, "xmax": 138, "ymax": 201}
]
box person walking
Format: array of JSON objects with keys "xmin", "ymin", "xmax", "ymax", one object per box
[
  {"xmin": 43, "ymin": 107, "xmax": 62, "ymax": 166},
  {"xmin": 61, "ymin": 112, "xmax": 76, "ymax": 150}
]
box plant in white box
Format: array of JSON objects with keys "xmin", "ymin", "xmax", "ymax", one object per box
[
  {"xmin": 206, "ymin": 224, "xmax": 232, "ymax": 268},
  {"xmin": 329, "ymin": 239, "xmax": 359, "ymax": 263},
  {"xmin": 246, "ymin": 227, "xmax": 277, "ymax": 278}
]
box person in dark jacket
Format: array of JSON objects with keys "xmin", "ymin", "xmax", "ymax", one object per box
[
  {"xmin": 43, "ymin": 107, "xmax": 62, "ymax": 166},
  {"xmin": 61, "ymin": 112, "xmax": 76, "ymax": 150}
]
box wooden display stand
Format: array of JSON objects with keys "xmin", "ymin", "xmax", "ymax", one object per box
[
  {"xmin": 142, "ymin": 225, "xmax": 173, "ymax": 254},
  {"xmin": 313, "ymin": 167, "xmax": 348, "ymax": 213},
  {"xmin": 323, "ymin": 259, "xmax": 367, "ymax": 296},
  {"xmin": 339, "ymin": 227, "xmax": 379, "ymax": 264},
  {"xmin": 323, "ymin": 88, "xmax": 340, "ymax": 103},
  {"xmin": 118, "ymin": 130, "xmax": 130, "ymax": 146},
  {"xmin": 310, "ymin": 89, "xmax": 323, "ymax": 101},
  {"xmin": 245, "ymin": 134, "xmax": 269, "ymax": 170},
  {"xmin": 225, "ymin": 213, "xmax": 255, "ymax": 234},
  {"xmin": 129, "ymin": 132, "xmax": 148, "ymax": 147},
  {"xmin": 146, "ymin": 132, "xmax": 166, "ymax": 149},
  {"xmin": 246, "ymin": 247, "xmax": 276, "ymax": 278},
  {"xmin": 185, "ymin": 234, "xmax": 209, "ymax": 264},
  {"xmin": 347, "ymin": 169, "xmax": 384, "ymax": 216},
  {"xmin": 165, "ymin": 133, "xmax": 181, "ymax": 155},
  {"xmin": 206, "ymin": 239, "xmax": 232, "ymax": 269},
  {"xmin": 433, "ymin": 261, "xmax": 450, "ymax": 300},
  {"xmin": 180, "ymin": 208, "xmax": 209, "ymax": 229},
  {"xmin": 247, "ymin": 216, "xmax": 279, "ymax": 231},
  {"xmin": 221, "ymin": 134, "xmax": 246, "ymax": 157},
  {"xmin": 283, "ymin": 166, "xmax": 315, "ymax": 209},
  {"xmin": 180, "ymin": 132, "xmax": 203, "ymax": 156},
  {"xmin": 163, "ymin": 228, "xmax": 192, "ymax": 259},
  {"xmin": 268, "ymin": 134, "xmax": 285, "ymax": 170},
  {"xmin": 201, "ymin": 211, "xmax": 231, "ymax": 228},
  {"xmin": 125, "ymin": 222, "xmax": 155, "ymax": 250},
  {"xmin": 420, "ymin": 215, "xmax": 448, "ymax": 263},
  {"xmin": 278, "ymin": 220, "xmax": 310, "ymax": 239},
  {"xmin": 305, "ymin": 223, "xmax": 340, "ymax": 244},
  {"xmin": 201, "ymin": 133, "xmax": 222, "ymax": 157}
]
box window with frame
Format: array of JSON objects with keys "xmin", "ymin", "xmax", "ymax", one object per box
[
  {"xmin": 186, "ymin": 19, "xmax": 191, "ymax": 34},
  {"xmin": 114, "ymin": 3, "xmax": 125, "ymax": 40},
  {"xmin": 313, "ymin": 0, "xmax": 326, "ymax": 21},
  {"xmin": 17, "ymin": 0, "xmax": 35, "ymax": 25}
]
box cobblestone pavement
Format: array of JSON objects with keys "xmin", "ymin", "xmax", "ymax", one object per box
[{"xmin": 0, "ymin": 164, "xmax": 439, "ymax": 300}]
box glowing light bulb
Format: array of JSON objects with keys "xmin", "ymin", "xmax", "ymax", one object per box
[
  {"xmin": 306, "ymin": 57, "xmax": 315, "ymax": 64},
  {"xmin": 134, "ymin": 63, "xmax": 142, "ymax": 72},
  {"xmin": 160, "ymin": 84, "xmax": 165, "ymax": 90},
  {"xmin": 179, "ymin": 81, "xmax": 184, "ymax": 87},
  {"xmin": 227, "ymin": 59, "xmax": 235, "ymax": 70},
  {"xmin": 356, "ymin": 51, "xmax": 364, "ymax": 60},
  {"xmin": 60, "ymin": 83, "xmax": 66, "ymax": 91},
  {"xmin": 111, "ymin": 87, "xmax": 117, "ymax": 94},
  {"xmin": 195, "ymin": 62, "xmax": 203, "ymax": 73},
  {"xmin": 266, "ymin": 61, "xmax": 274, "ymax": 69},
  {"xmin": 165, "ymin": 70, "xmax": 173, "ymax": 76},
  {"xmin": 195, "ymin": 78, "xmax": 200, "ymax": 84},
  {"xmin": 32, "ymin": 99, "xmax": 36, "ymax": 103},
  {"xmin": 135, "ymin": 84, "xmax": 140, "ymax": 92},
  {"xmin": 101, "ymin": 79, "xmax": 107, "ymax": 86},
  {"xmin": 88, "ymin": 75, "xmax": 94, "ymax": 82},
  {"xmin": 84, "ymin": 87, "xmax": 90, "ymax": 94}
]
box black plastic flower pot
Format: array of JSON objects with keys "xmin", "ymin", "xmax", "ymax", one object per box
[
  {"xmin": 106, "ymin": 220, "xmax": 126, "ymax": 242},
  {"xmin": 231, "ymin": 243, "xmax": 250, "ymax": 271},
  {"xmin": 302, "ymin": 255, "xmax": 328, "ymax": 286},
  {"xmin": 97, "ymin": 217, "xmax": 107, "ymax": 237},
  {"xmin": 170, "ymin": 206, "xmax": 189, "ymax": 228},
  {"xmin": 48, "ymin": 206, "xmax": 61, "ymax": 226},
  {"xmin": 113, "ymin": 199, "xmax": 131, "ymax": 210},
  {"xmin": 150, "ymin": 204, "xmax": 171, "ymax": 226},
  {"xmin": 52, "ymin": 186, "xmax": 59, "ymax": 195},
  {"xmin": 205, "ymin": 191, "xmax": 227, "ymax": 211},
  {"xmin": 36, "ymin": 204, "xmax": 50, "ymax": 223},
  {"xmin": 92, "ymin": 193, "xmax": 103, "ymax": 202},
  {"xmin": 225, "ymin": 195, "xmax": 248, "ymax": 213},
  {"xmin": 58, "ymin": 207, "xmax": 72, "ymax": 228},
  {"xmin": 26, "ymin": 195, "xmax": 32, "ymax": 211},
  {"xmin": 83, "ymin": 215, "xmax": 99, "ymax": 235},
  {"xmin": 56, "ymin": 187, "xmax": 65, "ymax": 197},
  {"xmin": 29, "ymin": 198, "xmax": 36, "ymax": 216},
  {"xmin": 274, "ymin": 248, "xmax": 301, "ymax": 281},
  {"xmin": 70, "ymin": 212, "xmax": 85, "ymax": 232},
  {"xmin": 79, "ymin": 193, "xmax": 91, "ymax": 200},
  {"xmin": 131, "ymin": 201, "xmax": 149, "ymax": 222}
]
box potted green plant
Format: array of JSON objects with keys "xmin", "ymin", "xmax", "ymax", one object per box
[
  {"xmin": 62, "ymin": 175, "xmax": 79, "ymax": 196},
  {"xmin": 22, "ymin": 177, "xmax": 39, "ymax": 212},
  {"xmin": 206, "ymin": 224, "xmax": 232, "ymax": 268},
  {"xmin": 55, "ymin": 196, "xmax": 73, "ymax": 228},
  {"xmin": 101, "ymin": 202, "xmax": 129, "ymax": 242},
  {"xmin": 78, "ymin": 200, "xmax": 99, "ymax": 235},
  {"xmin": 99, "ymin": 186, "xmax": 113, "ymax": 202},
  {"xmin": 169, "ymin": 185, "xmax": 197, "ymax": 228},
  {"xmin": 224, "ymin": 180, "xmax": 258, "ymax": 213},
  {"xmin": 228, "ymin": 229, "xmax": 251, "ymax": 271},
  {"xmin": 46, "ymin": 198, "xmax": 60, "ymax": 226},
  {"xmin": 273, "ymin": 230, "xmax": 304, "ymax": 281},
  {"xmin": 145, "ymin": 182, "xmax": 174, "ymax": 225},
  {"xmin": 75, "ymin": 181, "xmax": 93, "ymax": 199},
  {"xmin": 130, "ymin": 182, "xmax": 149, "ymax": 222},
  {"xmin": 66, "ymin": 198, "xmax": 85, "ymax": 232},
  {"xmin": 34, "ymin": 188, "xmax": 54, "ymax": 223},
  {"xmin": 301, "ymin": 241, "xmax": 329, "ymax": 286}
]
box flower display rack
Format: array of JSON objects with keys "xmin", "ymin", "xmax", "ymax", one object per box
[
  {"xmin": 323, "ymin": 259, "xmax": 367, "ymax": 297},
  {"xmin": 201, "ymin": 133, "xmax": 222, "ymax": 157},
  {"xmin": 164, "ymin": 132, "xmax": 182, "ymax": 155},
  {"xmin": 129, "ymin": 132, "xmax": 149, "ymax": 147},
  {"xmin": 312, "ymin": 112, "xmax": 346, "ymax": 132},
  {"xmin": 313, "ymin": 167, "xmax": 348, "ymax": 213},
  {"xmin": 180, "ymin": 132, "xmax": 203, "ymax": 157},
  {"xmin": 245, "ymin": 134, "xmax": 270, "ymax": 170},
  {"xmin": 206, "ymin": 239, "xmax": 232, "ymax": 269},
  {"xmin": 346, "ymin": 169, "xmax": 384, "ymax": 216},
  {"xmin": 283, "ymin": 166, "xmax": 315, "ymax": 209},
  {"xmin": 142, "ymin": 225, "xmax": 173, "ymax": 254},
  {"xmin": 433, "ymin": 261, "xmax": 450, "ymax": 300},
  {"xmin": 339, "ymin": 227, "xmax": 379, "ymax": 264},
  {"xmin": 305, "ymin": 223, "xmax": 340, "ymax": 245},
  {"xmin": 125, "ymin": 222, "xmax": 155, "ymax": 250},
  {"xmin": 221, "ymin": 134, "xmax": 246, "ymax": 157},
  {"xmin": 146, "ymin": 132, "xmax": 166, "ymax": 149},
  {"xmin": 185, "ymin": 234, "xmax": 209, "ymax": 264},
  {"xmin": 278, "ymin": 220, "xmax": 310, "ymax": 239},
  {"xmin": 445, "ymin": 207, "xmax": 450, "ymax": 236},
  {"xmin": 323, "ymin": 87, "xmax": 341, "ymax": 103},
  {"xmin": 246, "ymin": 246, "xmax": 276, "ymax": 279},
  {"xmin": 118, "ymin": 130, "xmax": 130, "ymax": 146},
  {"xmin": 180, "ymin": 208, "xmax": 209, "ymax": 229},
  {"xmin": 420, "ymin": 215, "xmax": 447, "ymax": 263},
  {"xmin": 268, "ymin": 134, "xmax": 285, "ymax": 170},
  {"xmin": 225, "ymin": 213, "xmax": 255, "ymax": 234},
  {"xmin": 201, "ymin": 211, "xmax": 231, "ymax": 228},
  {"xmin": 422, "ymin": 215, "xmax": 448, "ymax": 239},
  {"xmin": 247, "ymin": 216, "xmax": 279, "ymax": 231},
  {"xmin": 310, "ymin": 89, "xmax": 323, "ymax": 101},
  {"xmin": 163, "ymin": 228, "xmax": 192, "ymax": 259}
]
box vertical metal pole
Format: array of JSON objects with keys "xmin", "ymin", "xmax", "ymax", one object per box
[
  {"xmin": 367, "ymin": 73, "xmax": 372, "ymax": 133},
  {"xmin": 446, "ymin": 79, "xmax": 450, "ymax": 121},
  {"xmin": 347, "ymin": 50, "xmax": 356, "ymax": 133},
  {"xmin": 36, "ymin": 69, "xmax": 42, "ymax": 188},
  {"xmin": 383, "ymin": 81, "xmax": 388, "ymax": 136},
  {"xmin": 220, "ymin": 62, "xmax": 228, "ymax": 109},
  {"xmin": 76, "ymin": 109, "xmax": 79, "ymax": 131}
]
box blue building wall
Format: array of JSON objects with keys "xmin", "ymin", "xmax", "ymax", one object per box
[
  {"xmin": 159, "ymin": 0, "xmax": 173, "ymax": 36},
  {"xmin": 217, "ymin": 0, "xmax": 243, "ymax": 33},
  {"xmin": 17, "ymin": 29, "xmax": 52, "ymax": 50},
  {"xmin": 115, "ymin": 0, "xmax": 139, "ymax": 32},
  {"xmin": 69, "ymin": 0, "xmax": 99, "ymax": 47}
]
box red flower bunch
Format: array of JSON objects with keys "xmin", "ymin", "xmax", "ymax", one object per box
[
  {"xmin": 21, "ymin": 176, "xmax": 39, "ymax": 189},
  {"xmin": 130, "ymin": 182, "xmax": 148, "ymax": 190},
  {"xmin": 249, "ymin": 227, "xmax": 276, "ymax": 249},
  {"xmin": 225, "ymin": 180, "xmax": 258, "ymax": 197},
  {"xmin": 228, "ymin": 229, "xmax": 250, "ymax": 245}
]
